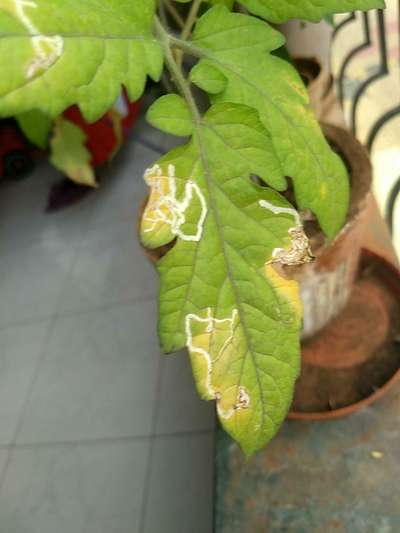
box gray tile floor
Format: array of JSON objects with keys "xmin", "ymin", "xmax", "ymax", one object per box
[{"xmin": 0, "ymin": 117, "xmax": 215, "ymax": 532}]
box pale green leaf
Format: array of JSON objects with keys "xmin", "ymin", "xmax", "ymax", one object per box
[
  {"xmin": 176, "ymin": 0, "xmax": 235, "ymax": 8},
  {"xmin": 175, "ymin": 0, "xmax": 234, "ymax": 9},
  {"xmin": 190, "ymin": 61, "xmax": 227, "ymax": 94},
  {"xmin": 238, "ymin": 0, "xmax": 385, "ymax": 23},
  {"xmin": 16, "ymin": 109, "xmax": 51, "ymax": 149},
  {"xmin": 0, "ymin": 0, "xmax": 163, "ymax": 122},
  {"xmin": 147, "ymin": 94, "xmax": 193, "ymax": 137},
  {"xmin": 50, "ymin": 117, "xmax": 96, "ymax": 187},
  {"xmin": 190, "ymin": 6, "xmax": 350, "ymax": 238},
  {"xmin": 140, "ymin": 102, "xmax": 309, "ymax": 456},
  {"xmin": 208, "ymin": 0, "xmax": 234, "ymax": 8}
]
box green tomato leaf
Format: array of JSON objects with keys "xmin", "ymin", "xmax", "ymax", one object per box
[
  {"xmin": 50, "ymin": 118, "xmax": 96, "ymax": 187},
  {"xmin": 208, "ymin": 0, "xmax": 235, "ymax": 8},
  {"xmin": 237, "ymin": 0, "xmax": 385, "ymax": 23},
  {"xmin": 147, "ymin": 94, "xmax": 193, "ymax": 137},
  {"xmin": 189, "ymin": 6, "xmax": 350, "ymax": 238},
  {"xmin": 16, "ymin": 109, "xmax": 51, "ymax": 149},
  {"xmin": 190, "ymin": 61, "xmax": 227, "ymax": 94},
  {"xmin": 140, "ymin": 102, "xmax": 313, "ymax": 456},
  {"xmin": 0, "ymin": 0, "xmax": 162, "ymax": 122}
]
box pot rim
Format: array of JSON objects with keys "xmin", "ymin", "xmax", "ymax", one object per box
[
  {"xmin": 288, "ymin": 249, "xmax": 400, "ymax": 421},
  {"xmin": 309, "ymin": 122, "xmax": 372, "ymax": 254}
]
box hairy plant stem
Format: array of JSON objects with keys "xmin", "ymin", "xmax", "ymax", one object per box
[
  {"xmin": 157, "ymin": 1, "xmax": 169, "ymax": 29},
  {"xmin": 180, "ymin": 0, "xmax": 203, "ymax": 41},
  {"xmin": 153, "ymin": 15, "xmax": 201, "ymax": 126},
  {"xmin": 163, "ymin": 0, "xmax": 185, "ymax": 29},
  {"xmin": 176, "ymin": 0, "xmax": 203, "ymax": 68},
  {"xmin": 169, "ymin": 34, "xmax": 205, "ymax": 58}
]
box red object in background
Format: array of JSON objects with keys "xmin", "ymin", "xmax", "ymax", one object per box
[
  {"xmin": 0, "ymin": 120, "xmax": 35, "ymax": 180},
  {"xmin": 48, "ymin": 92, "xmax": 142, "ymax": 211},
  {"xmin": 0, "ymin": 91, "xmax": 142, "ymax": 209},
  {"xmin": 63, "ymin": 92, "xmax": 142, "ymax": 168}
]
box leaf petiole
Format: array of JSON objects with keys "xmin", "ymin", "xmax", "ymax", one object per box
[
  {"xmin": 153, "ymin": 15, "xmax": 201, "ymax": 126},
  {"xmin": 180, "ymin": 0, "xmax": 203, "ymax": 41}
]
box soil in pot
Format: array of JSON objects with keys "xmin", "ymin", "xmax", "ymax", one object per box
[{"xmin": 289, "ymin": 250, "xmax": 400, "ymax": 418}]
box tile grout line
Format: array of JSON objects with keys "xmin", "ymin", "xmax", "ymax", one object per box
[
  {"xmin": 211, "ymin": 422, "xmax": 219, "ymax": 533},
  {"xmin": 0, "ymin": 237, "xmax": 86, "ymax": 493},
  {"xmin": 0, "ymin": 427, "xmax": 215, "ymax": 452},
  {"xmin": 137, "ymin": 355, "xmax": 165, "ymax": 533},
  {"xmin": 0, "ymin": 125, "xmax": 167, "ymax": 494},
  {"xmin": 0, "ymin": 210, "xmax": 95, "ymax": 334},
  {"xmin": 49, "ymin": 290, "xmax": 159, "ymax": 322},
  {"xmin": 0, "ymin": 315, "xmax": 54, "ymax": 334},
  {"xmin": 0, "ymin": 315, "xmax": 58, "ymax": 492},
  {"xmin": 0, "ymin": 291, "xmax": 159, "ymax": 334}
]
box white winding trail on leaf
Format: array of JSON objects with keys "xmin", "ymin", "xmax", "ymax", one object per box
[
  {"xmin": 259, "ymin": 199, "xmax": 313, "ymax": 265},
  {"xmin": 144, "ymin": 164, "xmax": 208, "ymax": 242},
  {"xmin": 10, "ymin": 0, "xmax": 63, "ymax": 78},
  {"xmin": 258, "ymin": 199, "xmax": 301, "ymax": 227},
  {"xmin": 185, "ymin": 308, "xmax": 250, "ymax": 420},
  {"xmin": 185, "ymin": 307, "xmax": 238, "ymax": 398}
]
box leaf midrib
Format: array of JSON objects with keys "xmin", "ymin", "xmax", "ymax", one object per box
[{"xmin": 194, "ymin": 127, "xmax": 268, "ymax": 442}]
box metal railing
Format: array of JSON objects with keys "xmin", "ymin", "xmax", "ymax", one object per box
[{"xmin": 332, "ymin": 4, "xmax": 400, "ymax": 233}]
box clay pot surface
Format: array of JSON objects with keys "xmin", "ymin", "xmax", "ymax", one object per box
[
  {"xmin": 286, "ymin": 123, "xmax": 372, "ymax": 339},
  {"xmin": 293, "ymin": 56, "xmax": 345, "ymax": 127},
  {"xmin": 289, "ymin": 250, "xmax": 400, "ymax": 420}
]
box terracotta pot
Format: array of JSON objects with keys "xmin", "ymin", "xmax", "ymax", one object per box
[
  {"xmin": 293, "ymin": 57, "xmax": 334, "ymax": 116},
  {"xmin": 286, "ymin": 123, "xmax": 372, "ymax": 340},
  {"xmin": 288, "ymin": 250, "xmax": 400, "ymax": 420},
  {"xmin": 293, "ymin": 56, "xmax": 345, "ymax": 127}
]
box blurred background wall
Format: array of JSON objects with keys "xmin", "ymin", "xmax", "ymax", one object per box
[{"xmin": 283, "ymin": 1, "xmax": 400, "ymax": 256}]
